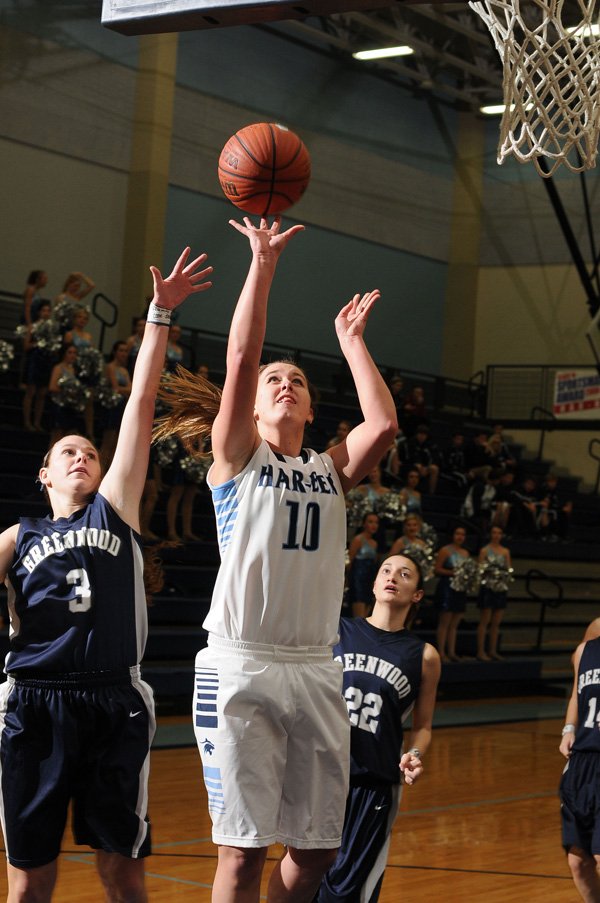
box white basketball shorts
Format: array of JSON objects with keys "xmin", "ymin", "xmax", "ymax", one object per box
[{"xmin": 194, "ymin": 635, "xmax": 350, "ymax": 849}]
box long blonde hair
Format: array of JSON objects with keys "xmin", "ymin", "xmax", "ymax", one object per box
[{"xmin": 153, "ymin": 364, "xmax": 222, "ymax": 455}]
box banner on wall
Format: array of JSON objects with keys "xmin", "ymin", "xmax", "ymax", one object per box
[{"xmin": 553, "ymin": 369, "xmax": 600, "ymax": 418}]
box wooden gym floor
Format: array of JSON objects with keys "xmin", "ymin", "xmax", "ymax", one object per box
[{"xmin": 0, "ymin": 713, "xmax": 575, "ymax": 901}]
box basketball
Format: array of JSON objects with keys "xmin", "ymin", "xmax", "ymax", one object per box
[{"xmin": 218, "ymin": 122, "xmax": 311, "ymax": 216}]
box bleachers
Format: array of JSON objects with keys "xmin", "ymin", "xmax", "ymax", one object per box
[{"xmin": 2, "ymin": 338, "xmax": 600, "ymax": 711}]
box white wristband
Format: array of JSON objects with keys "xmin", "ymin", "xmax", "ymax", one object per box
[
  {"xmin": 147, "ymin": 302, "xmax": 171, "ymax": 327},
  {"xmin": 561, "ymin": 724, "xmax": 576, "ymax": 736},
  {"xmin": 407, "ymin": 747, "xmax": 421, "ymax": 759}
]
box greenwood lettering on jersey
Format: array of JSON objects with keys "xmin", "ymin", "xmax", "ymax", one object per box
[
  {"xmin": 578, "ymin": 668, "xmax": 600, "ymax": 692},
  {"xmin": 334, "ymin": 651, "xmax": 412, "ymax": 699},
  {"xmin": 257, "ymin": 464, "xmax": 339, "ymax": 495},
  {"xmin": 22, "ymin": 527, "xmax": 122, "ymax": 574}
]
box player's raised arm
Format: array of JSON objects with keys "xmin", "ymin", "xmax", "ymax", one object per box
[
  {"xmin": 209, "ymin": 216, "xmax": 304, "ymax": 485},
  {"xmin": 100, "ymin": 247, "xmax": 212, "ymax": 528},
  {"xmin": 327, "ymin": 291, "xmax": 397, "ymax": 494}
]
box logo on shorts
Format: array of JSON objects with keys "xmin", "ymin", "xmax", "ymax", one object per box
[{"xmin": 202, "ymin": 738, "xmax": 215, "ymax": 756}]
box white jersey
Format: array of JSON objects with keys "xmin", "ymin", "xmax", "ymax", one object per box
[{"xmin": 205, "ymin": 440, "xmax": 346, "ymax": 646}]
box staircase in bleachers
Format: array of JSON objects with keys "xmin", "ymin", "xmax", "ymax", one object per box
[{"xmin": 2, "ymin": 339, "xmax": 600, "ymax": 711}]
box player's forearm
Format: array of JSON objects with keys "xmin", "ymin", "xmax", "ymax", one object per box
[
  {"xmin": 227, "ymin": 256, "xmax": 276, "ymax": 368},
  {"xmin": 339, "ymin": 337, "xmax": 397, "ymax": 441},
  {"xmin": 405, "ymin": 726, "xmax": 433, "ymax": 758}
]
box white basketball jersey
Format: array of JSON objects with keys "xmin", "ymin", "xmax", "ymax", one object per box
[{"xmin": 205, "ymin": 440, "xmax": 346, "ymax": 646}]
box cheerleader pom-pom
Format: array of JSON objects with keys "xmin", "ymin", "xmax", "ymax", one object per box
[
  {"xmin": 54, "ymin": 375, "xmax": 90, "ymax": 412},
  {"xmin": 179, "ymin": 454, "xmax": 212, "ymax": 484},
  {"xmin": 0, "ymin": 339, "xmax": 15, "ymax": 372},
  {"xmin": 450, "ymin": 557, "xmax": 481, "ymax": 594},
  {"xmin": 153, "ymin": 435, "xmax": 179, "ymax": 467}
]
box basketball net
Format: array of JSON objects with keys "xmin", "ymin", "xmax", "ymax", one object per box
[{"xmin": 469, "ymin": 0, "xmax": 600, "ymax": 176}]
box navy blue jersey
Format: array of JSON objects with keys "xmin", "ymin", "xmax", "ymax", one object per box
[
  {"xmin": 572, "ymin": 637, "xmax": 600, "ymax": 754},
  {"xmin": 334, "ymin": 618, "xmax": 425, "ymax": 785},
  {"xmin": 5, "ymin": 493, "xmax": 147, "ymax": 673}
]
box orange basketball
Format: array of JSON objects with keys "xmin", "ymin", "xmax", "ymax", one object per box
[{"xmin": 218, "ymin": 122, "xmax": 311, "ymax": 216}]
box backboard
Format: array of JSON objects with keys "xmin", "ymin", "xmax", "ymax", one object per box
[{"xmin": 102, "ymin": 0, "xmax": 460, "ymax": 35}]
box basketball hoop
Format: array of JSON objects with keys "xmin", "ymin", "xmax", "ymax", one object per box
[{"xmin": 469, "ymin": 0, "xmax": 600, "ymax": 176}]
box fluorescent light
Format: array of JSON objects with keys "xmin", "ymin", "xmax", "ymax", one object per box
[
  {"xmin": 480, "ymin": 102, "xmax": 535, "ymax": 115},
  {"xmin": 353, "ymin": 45, "xmax": 414, "ymax": 60},
  {"xmin": 566, "ymin": 23, "xmax": 600, "ymax": 37}
]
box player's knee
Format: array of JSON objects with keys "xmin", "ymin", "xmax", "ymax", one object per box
[
  {"xmin": 95, "ymin": 853, "xmax": 146, "ymax": 903},
  {"xmin": 567, "ymin": 847, "xmax": 597, "ymax": 880},
  {"xmin": 218, "ymin": 846, "xmax": 267, "ymax": 886},
  {"xmin": 287, "ymin": 846, "xmax": 338, "ymax": 877},
  {"xmin": 7, "ymin": 861, "xmax": 57, "ymax": 903}
]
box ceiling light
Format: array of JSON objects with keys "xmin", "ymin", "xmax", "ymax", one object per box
[
  {"xmin": 353, "ymin": 45, "xmax": 414, "ymax": 61},
  {"xmin": 480, "ymin": 102, "xmax": 534, "ymax": 115}
]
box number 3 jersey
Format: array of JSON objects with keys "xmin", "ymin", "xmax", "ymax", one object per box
[
  {"xmin": 5, "ymin": 493, "xmax": 147, "ymax": 674},
  {"xmin": 334, "ymin": 618, "xmax": 425, "ymax": 785},
  {"xmin": 573, "ymin": 637, "xmax": 600, "ymax": 753},
  {"xmin": 205, "ymin": 440, "xmax": 346, "ymax": 647}
]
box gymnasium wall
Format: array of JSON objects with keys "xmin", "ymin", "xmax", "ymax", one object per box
[{"xmin": 2, "ymin": 12, "xmax": 600, "ymax": 380}]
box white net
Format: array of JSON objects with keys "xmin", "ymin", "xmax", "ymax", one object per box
[{"xmin": 469, "ymin": 0, "xmax": 600, "ymax": 176}]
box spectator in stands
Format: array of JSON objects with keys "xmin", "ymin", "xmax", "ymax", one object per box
[
  {"xmin": 401, "ymin": 385, "xmax": 428, "ymax": 436},
  {"xmin": 406, "ymin": 423, "xmax": 439, "ymax": 494},
  {"xmin": 493, "ymin": 470, "xmax": 514, "ymax": 531},
  {"xmin": 100, "ymin": 340, "xmax": 132, "ymax": 472},
  {"xmin": 477, "ymin": 525, "xmax": 512, "ymax": 661},
  {"xmin": 166, "ymin": 322, "xmax": 184, "ymax": 372},
  {"xmin": 346, "ymin": 512, "xmax": 379, "ymax": 618},
  {"xmin": 509, "ymin": 475, "xmax": 541, "ymax": 538},
  {"xmin": 325, "ymin": 419, "xmax": 353, "ymax": 451},
  {"xmin": 464, "ymin": 429, "xmax": 494, "ymax": 481},
  {"xmin": 388, "ymin": 373, "xmax": 405, "ymax": 413},
  {"xmin": 54, "ymin": 271, "xmax": 95, "ymax": 306},
  {"xmin": 126, "ymin": 316, "xmax": 146, "ymax": 376},
  {"xmin": 64, "ymin": 306, "xmax": 97, "ymax": 442},
  {"xmin": 22, "ymin": 300, "xmax": 53, "ymax": 432},
  {"xmin": 461, "ymin": 469, "xmax": 503, "ymax": 536},
  {"xmin": 491, "ymin": 424, "xmax": 517, "ymax": 471},
  {"xmin": 400, "ymin": 467, "xmax": 423, "ymax": 517},
  {"xmin": 389, "ymin": 513, "xmax": 428, "ymax": 557},
  {"xmin": 21, "ymin": 270, "xmax": 48, "ymax": 327},
  {"xmin": 440, "ymin": 430, "xmax": 470, "ymax": 489},
  {"xmin": 538, "ymin": 473, "xmax": 573, "ymax": 541},
  {"xmin": 48, "ymin": 344, "xmax": 85, "ymax": 446},
  {"xmin": 434, "ymin": 525, "xmax": 470, "ymax": 663}
]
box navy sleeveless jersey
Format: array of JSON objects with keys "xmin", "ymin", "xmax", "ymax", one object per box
[
  {"xmin": 573, "ymin": 637, "xmax": 600, "ymax": 754},
  {"xmin": 334, "ymin": 618, "xmax": 425, "ymax": 785},
  {"xmin": 5, "ymin": 493, "xmax": 147, "ymax": 673}
]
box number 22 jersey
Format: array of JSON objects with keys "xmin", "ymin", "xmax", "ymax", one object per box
[{"xmin": 334, "ymin": 617, "xmax": 425, "ymax": 785}]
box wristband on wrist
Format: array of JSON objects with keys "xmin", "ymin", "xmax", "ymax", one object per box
[
  {"xmin": 407, "ymin": 747, "xmax": 422, "ymax": 759},
  {"xmin": 561, "ymin": 724, "xmax": 576, "ymax": 736},
  {"xmin": 147, "ymin": 302, "xmax": 171, "ymax": 327}
]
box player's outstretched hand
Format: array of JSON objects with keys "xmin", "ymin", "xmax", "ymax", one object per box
[
  {"xmin": 229, "ymin": 216, "xmax": 304, "ymax": 262},
  {"xmin": 335, "ymin": 290, "xmax": 380, "ymax": 343},
  {"xmin": 149, "ymin": 248, "xmax": 213, "ymax": 311},
  {"xmin": 400, "ymin": 750, "xmax": 424, "ymax": 786}
]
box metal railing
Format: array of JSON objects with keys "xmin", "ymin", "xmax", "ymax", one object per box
[{"xmin": 525, "ymin": 568, "xmax": 564, "ymax": 652}]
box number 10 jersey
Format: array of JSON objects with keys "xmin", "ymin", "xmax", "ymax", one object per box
[{"xmin": 205, "ymin": 440, "xmax": 346, "ymax": 647}]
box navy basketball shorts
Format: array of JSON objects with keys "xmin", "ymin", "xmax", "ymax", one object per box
[
  {"xmin": 0, "ymin": 667, "xmax": 156, "ymax": 869},
  {"xmin": 194, "ymin": 635, "xmax": 350, "ymax": 849},
  {"xmin": 560, "ymin": 750, "xmax": 600, "ymax": 855},
  {"xmin": 316, "ymin": 782, "xmax": 401, "ymax": 903}
]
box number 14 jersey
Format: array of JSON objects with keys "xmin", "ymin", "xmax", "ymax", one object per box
[{"xmin": 335, "ymin": 618, "xmax": 425, "ymax": 785}]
